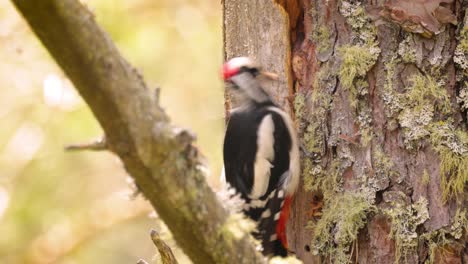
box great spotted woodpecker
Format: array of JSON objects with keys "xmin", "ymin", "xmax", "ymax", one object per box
[{"xmin": 222, "ymin": 57, "xmax": 300, "ymax": 256}]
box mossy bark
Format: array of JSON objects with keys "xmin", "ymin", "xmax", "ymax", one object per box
[
  {"xmin": 11, "ymin": 1, "xmax": 266, "ymax": 263},
  {"xmin": 224, "ymin": 0, "xmax": 467, "ymax": 263}
]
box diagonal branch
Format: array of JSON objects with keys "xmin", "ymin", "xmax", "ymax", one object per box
[{"xmin": 10, "ymin": 1, "xmax": 265, "ymax": 263}]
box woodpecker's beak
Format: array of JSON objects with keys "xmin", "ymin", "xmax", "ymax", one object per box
[{"xmin": 260, "ymin": 71, "xmax": 279, "ymax": 81}]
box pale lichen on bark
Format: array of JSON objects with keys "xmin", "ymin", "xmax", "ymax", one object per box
[{"xmin": 296, "ymin": 0, "xmax": 466, "ymax": 262}]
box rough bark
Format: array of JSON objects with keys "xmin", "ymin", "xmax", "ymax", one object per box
[
  {"xmin": 223, "ymin": 0, "xmax": 294, "ymax": 113},
  {"xmin": 224, "ymin": 0, "xmax": 467, "ymax": 263},
  {"xmin": 11, "ymin": 1, "xmax": 266, "ymax": 263}
]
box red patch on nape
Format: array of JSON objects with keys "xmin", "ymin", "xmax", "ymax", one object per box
[
  {"xmin": 276, "ymin": 196, "xmax": 293, "ymax": 249},
  {"xmin": 222, "ymin": 63, "xmax": 239, "ymax": 81}
]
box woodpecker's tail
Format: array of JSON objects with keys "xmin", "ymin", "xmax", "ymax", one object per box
[{"xmin": 246, "ymin": 190, "xmax": 292, "ymax": 256}]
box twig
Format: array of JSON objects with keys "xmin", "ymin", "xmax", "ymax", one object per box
[
  {"xmin": 150, "ymin": 229, "xmax": 178, "ymax": 264},
  {"xmin": 65, "ymin": 137, "xmax": 107, "ymax": 151},
  {"xmin": 10, "ymin": 0, "xmax": 266, "ymax": 262}
]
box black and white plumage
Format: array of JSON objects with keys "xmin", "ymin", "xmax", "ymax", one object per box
[{"xmin": 222, "ymin": 57, "xmax": 300, "ymax": 256}]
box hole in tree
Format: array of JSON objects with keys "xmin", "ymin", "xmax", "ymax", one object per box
[
  {"xmin": 304, "ymin": 245, "xmax": 311, "ymax": 252},
  {"xmin": 375, "ymin": 190, "xmax": 384, "ymax": 204}
]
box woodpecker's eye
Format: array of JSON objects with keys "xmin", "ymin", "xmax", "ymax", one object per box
[
  {"xmin": 240, "ymin": 66, "xmax": 260, "ymax": 76},
  {"xmin": 248, "ymin": 67, "xmax": 260, "ymax": 76}
]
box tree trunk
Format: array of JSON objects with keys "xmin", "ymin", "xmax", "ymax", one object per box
[{"xmin": 223, "ymin": 1, "xmax": 467, "ymax": 263}]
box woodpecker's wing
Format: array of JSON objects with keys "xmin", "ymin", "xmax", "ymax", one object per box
[
  {"xmin": 223, "ymin": 108, "xmax": 263, "ymax": 198},
  {"xmin": 268, "ymin": 109, "xmax": 292, "ymax": 191},
  {"xmin": 223, "ymin": 106, "xmax": 292, "ymax": 199},
  {"xmin": 255, "ymin": 109, "xmax": 292, "ymax": 256},
  {"xmin": 223, "ymin": 105, "xmax": 294, "ymax": 257}
]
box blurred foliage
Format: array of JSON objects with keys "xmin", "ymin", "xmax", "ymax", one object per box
[{"xmin": 0, "ymin": 0, "xmax": 223, "ymax": 263}]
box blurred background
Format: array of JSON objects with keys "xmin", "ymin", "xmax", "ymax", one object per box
[{"xmin": 0, "ymin": 0, "xmax": 223, "ymax": 263}]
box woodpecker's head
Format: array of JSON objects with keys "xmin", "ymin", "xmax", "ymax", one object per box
[{"xmin": 222, "ymin": 57, "xmax": 277, "ymax": 104}]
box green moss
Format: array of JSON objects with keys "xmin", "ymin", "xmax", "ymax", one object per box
[
  {"xmin": 373, "ymin": 148, "xmax": 391, "ymax": 169},
  {"xmin": 338, "ymin": 44, "xmax": 380, "ymax": 92},
  {"xmin": 309, "ymin": 192, "xmax": 375, "ymax": 263},
  {"xmin": 304, "ymin": 123, "xmax": 323, "ymax": 154},
  {"xmin": 311, "ymin": 78, "xmax": 333, "ymax": 113},
  {"xmin": 373, "ymin": 148, "xmax": 399, "ymax": 183},
  {"xmin": 311, "ymin": 65, "xmax": 334, "ymax": 114},
  {"xmin": 419, "ymin": 210, "xmax": 466, "ymax": 264},
  {"xmin": 458, "ymin": 25, "xmax": 468, "ymax": 50},
  {"xmin": 437, "ymin": 148, "xmax": 468, "ymax": 202},
  {"xmin": 404, "ymin": 75, "xmax": 451, "ymax": 114},
  {"xmin": 336, "ymin": 1, "xmax": 380, "ymax": 148},
  {"xmin": 337, "ymin": 44, "xmax": 379, "ymax": 147},
  {"xmin": 398, "ymin": 104, "xmax": 434, "ymax": 149},
  {"xmin": 385, "ymin": 197, "xmax": 430, "ymax": 264},
  {"xmin": 429, "ymin": 122, "xmax": 468, "ymax": 155},
  {"xmin": 397, "ymin": 74, "xmax": 452, "ymax": 149},
  {"xmin": 359, "ymin": 127, "xmax": 373, "ymax": 146},
  {"xmin": 429, "ymin": 122, "xmax": 468, "ymax": 203},
  {"xmin": 397, "ymin": 34, "xmax": 416, "ymax": 63},
  {"xmin": 305, "ymin": 5, "xmax": 412, "ymax": 263},
  {"xmin": 382, "ymin": 57, "xmax": 404, "ymax": 119},
  {"xmin": 303, "ymin": 159, "xmax": 342, "ymax": 198},
  {"xmin": 299, "ymin": 118, "xmax": 327, "ymax": 191},
  {"xmin": 299, "ymin": 71, "xmax": 332, "ymax": 157},
  {"xmin": 297, "ymin": 70, "xmax": 332, "ymax": 156},
  {"xmin": 313, "ymin": 25, "xmax": 331, "ymax": 53},
  {"xmin": 421, "ymin": 231, "xmax": 452, "ymax": 264},
  {"xmin": 454, "ymin": 25, "xmax": 468, "ymax": 73},
  {"xmin": 303, "ymin": 159, "xmax": 319, "ymax": 191},
  {"xmin": 340, "ymin": 1, "xmax": 367, "ymax": 30},
  {"xmin": 387, "ymin": 70, "xmax": 465, "ymax": 203},
  {"xmin": 354, "ymin": 80, "xmax": 373, "ymax": 146},
  {"xmin": 338, "ymin": 0, "xmax": 380, "ymax": 108},
  {"xmin": 297, "ymin": 101, "xmax": 327, "ymax": 194},
  {"xmin": 300, "ymin": 68, "xmax": 336, "ymax": 192},
  {"xmin": 457, "ymin": 82, "xmax": 468, "ymax": 111},
  {"xmin": 357, "ymin": 103, "xmax": 373, "ymax": 146},
  {"xmin": 339, "ymin": 1, "xmax": 376, "ymax": 45},
  {"xmin": 293, "ymin": 93, "xmax": 306, "ymax": 121},
  {"xmin": 384, "ymin": 61, "xmax": 454, "ymax": 151},
  {"xmin": 450, "ymin": 208, "xmax": 467, "ymax": 240}
]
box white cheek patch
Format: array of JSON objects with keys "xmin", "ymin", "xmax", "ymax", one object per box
[
  {"xmin": 250, "ymin": 114, "xmax": 275, "ymax": 199},
  {"xmin": 230, "ymin": 73, "xmax": 269, "ymax": 103}
]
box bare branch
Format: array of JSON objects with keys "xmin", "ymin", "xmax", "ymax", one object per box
[
  {"xmin": 10, "ymin": 0, "xmax": 265, "ymax": 263},
  {"xmin": 65, "ymin": 137, "xmax": 107, "ymax": 151},
  {"xmin": 150, "ymin": 229, "xmax": 178, "ymax": 264}
]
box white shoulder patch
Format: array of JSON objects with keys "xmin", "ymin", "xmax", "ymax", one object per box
[
  {"xmin": 267, "ymin": 107, "xmax": 300, "ymax": 196},
  {"xmin": 250, "ymin": 114, "xmax": 275, "ymax": 198}
]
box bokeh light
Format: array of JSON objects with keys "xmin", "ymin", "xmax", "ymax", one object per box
[{"xmin": 0, "ymin": 0, "xmax": 223, "ymax": 263}]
